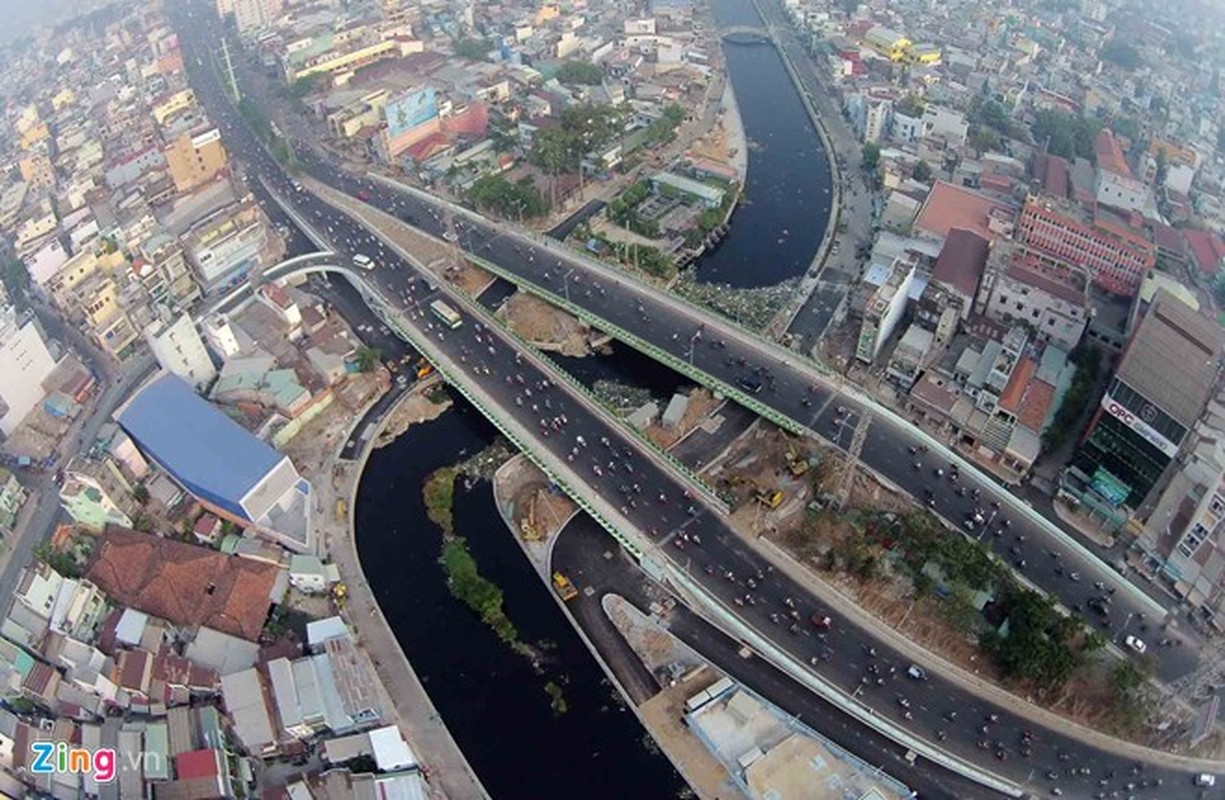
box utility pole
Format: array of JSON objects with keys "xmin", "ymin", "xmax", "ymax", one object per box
[{"xmin": 220, "ymin": 36, "xmax": 240, "ymax": 103}]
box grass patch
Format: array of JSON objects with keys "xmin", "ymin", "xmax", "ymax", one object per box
[
  {"xmin": 544, "ymin": 681, "xmax": 568, "ymax": 715},
  {"xmin": 423, "ymin": 467, "xmax": 457, "ymax": 535},
  {"xmin": 440, "ymin": 536, "xmax": 520, "ymax": 644}
]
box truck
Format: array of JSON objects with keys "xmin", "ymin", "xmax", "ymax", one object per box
[{"xmin": 551, "ymin": 572, "xmax": 579, "ymax": 601}]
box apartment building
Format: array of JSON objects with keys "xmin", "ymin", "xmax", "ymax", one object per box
[{"xmin": 1015, "ymin": 196, "xmax": 1155, "ymax": 297}]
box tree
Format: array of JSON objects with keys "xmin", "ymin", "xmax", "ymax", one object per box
[
  {"xmin": 1, "ymin": 258, "xmax": 31, "ymax": 310},
  {"xmin": 894, "ymin": 93, "xmax": 925, "ymax": 118},
  {"xmin": 454, "ymin": 37, "xmax": 493, "ymax": 61},
  {"xmin": 968, "ymin": 97, "xmax": 1013, "ymax": 137},
  {"xmin": 861, "ymin": 142, "xmax": 881, "ymax": 170},
  {"xmin": 468, "ymin": 174, "xmax": 549, "ymax": 220},
  {"xmin": 1101, "ymin": 41, "xmax": 1142, "ymax": 70},
  {"xmin": 355, "ymin": 346, "xmax": 382, "ymax": 373},
  {"xmin": 131, "ymin": 484, "xmax": 150, "ymax": 506},
  {"xmin": 969, "ymin": 126, "xmax": 1000, "ymax": 154},
  {"xmin": 1031, "ymin": 109, "xmax": 1100, "ymax": 161},
  {"xmin": 912, "ymin": 160, "xmax": 933, "ymax": 182},
  {"xmin": 555, "ymin": 60, "xmax": 604, "ymax": 86}
]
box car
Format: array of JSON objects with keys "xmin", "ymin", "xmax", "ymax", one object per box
[
  {"xmin": 1196, "ymin": 773, "xmax": 1216, "ymax": 787},
  {"xmin": 907, "ymin": 665, "xmax": 927, "ymax": 680},
  {"xmin": 811, "ymin": 614, "xmax": 831, "ymax": 630},
  {"xmin": 737, "ymin": 377, "xmax": 764, "ymax": 394},
  {"xmin": 1124, "ymin": 635, "xmax": 1147, "ymax": 654},
  {"xmin": 356, "ymin": 189, "xmax": 372, "ymax": 201}
]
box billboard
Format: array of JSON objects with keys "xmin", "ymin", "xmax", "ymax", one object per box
[
  {"xmin": 1100, "ymin": 393, "xmax": 1179, "ymax": 459},
  {"xmin": 385, "ymin": 88, "xmax": 438, "ymax": 139}
]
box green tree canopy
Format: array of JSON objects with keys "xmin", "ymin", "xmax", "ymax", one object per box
[
  {"xmin": 861, "ymin": 142, "xmax": 881, "ymax": 169},
  {"xmin": 1101, "ymin": 41, "xmax": 1142, "ymax": 70},
  {"xmin": 1031, "ymin": 108, "xmax": 1101, "ymax": 161},
  {"xmin": 468, "ymin": 174, "xmax": 550, "ymax": 220},
  {"xmin": 454, "ymin": 37, "xmax": 493, "ymax": 61},
  {"xmin": 555, "ymin": 60, "xmax": 604, "ymax": 85},
  {"xmin": 912, "ymin": 160, "xmax": 933, "ymax": 182}
]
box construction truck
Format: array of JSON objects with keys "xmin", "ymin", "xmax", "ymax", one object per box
[
  {"xmin": 552, "ymin": 572, "xmax": 579, "ymax": 601},
  {"xmin": 755, "ymin": 487, "xmax": 785, "ymax": 509},
  {"xmin": 785, "ymin": 445, "xmax": 810, "ymax": 477}
]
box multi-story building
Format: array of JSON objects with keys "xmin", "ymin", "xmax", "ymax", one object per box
[
  {"xmin": 144, "ymin": 312, "xmax": 216, "ymax": 391},
  {"xmin": 281, "ymin": 34, "xmax": 402, "ymax": 84},
  {"xmin": 1138, "ymin": 417, "xmax": 1225, "ymax": 629},
  {"xmin": 58, "ymin": 457, "xmax": 135, "ymax": 533},
  {"xmin": 856, "ymin": 252, "xmax": 920, "ymax": 363},
  {"xmin": 1094, "ymin": 130, "xmax": 1147, "ymax": 214},
  {"xmin": 1069, "ymin": 291, "xmax": 1220, "ymax": 512},
  {"xmin": 164, "ymin": 128, "xmax": 228, "ymax": 194},
  {"xmin": 69, "ymin": 274, "xmax": 140, "ymax": 360},
  {"xmin": 862, "ymin": 26, "xmax": 910, "ymax": 61},
  {"xmin": 0, "ymin": 305, "xmax": 58, "ymax": 437},
  {"xmin": 202, "ymin": 314, "xmax": 242, "ymax": 360},
  {"xmin": 182, "ymin": 200, "xmax": 268, "ymax": 289},
  {"xmin": 18, "ymin": 150, "xmax": 55, "ymax": 191},
  {"xmin": 232, "ymin": 0, "xmax": 283, "ymax": 35},
  {"xmin": 140, "ymin": 232, "xmax": 201, "ymax": 308},
  {"xmin": 1015, "ymin": 196, "xmax": 1155, "ymax": 297},
  {"xmin": 979, "ymin": 242, "xmax": 1090, "ymax": 351},
  {"xmin": 0, "ymin": 468, "xmax": 28, "ymax": 533}
]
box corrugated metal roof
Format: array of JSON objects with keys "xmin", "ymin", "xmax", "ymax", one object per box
[
  {"xmin": 118, "ymin": 374, "xmax": 282, "ymax": 513},
  {"xmin": 1118, "ymin": 291, "xmax": 1220, "ymax": 426}
]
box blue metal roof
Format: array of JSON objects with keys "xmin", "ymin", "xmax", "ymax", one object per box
[{"xmin": 118, "ymin": 374, "xmax": 283, "ymax": 516}]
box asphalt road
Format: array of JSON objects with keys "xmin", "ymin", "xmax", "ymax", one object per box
[
  {"xmin": 552, "ymin": 512, "xmax": 996, "ymax": 800},
  {"xmin": 172, "ymin": 6, "xmax": 1211, "ymax": 796}
]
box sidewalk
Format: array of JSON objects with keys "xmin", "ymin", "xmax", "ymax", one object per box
[
  {"xmin": 321, "ymin": 386, "xmax": 490, "ymax": 800},
  {"xmin": 731, "ymin": 522, "xmax": 1221, "ymax": 769}
]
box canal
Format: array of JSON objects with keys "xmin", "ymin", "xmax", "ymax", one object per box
[
  {"xmin": 354, "ymin": 0, "xmax": 836, "ymax": 792},
  {"xmin": 695, "ymin": 0, "xmax": 833, "ymax": 288},
  {"xmin": 355, "ymin": 399, "xmax": 686, "ymax": 799}
]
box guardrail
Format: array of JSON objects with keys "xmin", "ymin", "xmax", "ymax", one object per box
[
  {"xmin": 664, "ymin": 560, "xmax": 1024, "ymax": 798},
  {"xmin": 367, "ymin": 173, "xmax": 1169, "ymax": 619}
]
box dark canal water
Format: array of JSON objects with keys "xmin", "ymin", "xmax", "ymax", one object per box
[
  {"xmin": 552, "ymin": 341, "xmax": 688, "ymax": 398},
  {"xmin": 355, "ymin": 398, "xmax": 686, "ymax": 799},
  {"xmin": 694, "ymin": 0, "xmax": 833, "ymax": 288}
]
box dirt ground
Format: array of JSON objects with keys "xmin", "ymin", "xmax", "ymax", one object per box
[
  {"xmin": 499, "ymin": 292, "xmax": 596, "ymax": 356},
  {"xmin": 444, "ymin": 259, "xmax": 495, "ymax": 298},
  {"xmin": 278, "ymin": 373, "xmax": 386, "ymax": 475},
  {"xmin": 510, "ymin": 477, "xmax": 577, "ymax": 543},
  {"xmin": 644, "ymin": 388, "xmax": 720, "ymax": 450},
  {"xmin": 373, "ymin": 378, "xmax": 452, "ymax": 448},
  {"xmin": 760, "ymin": 461, "xmax": 1190, "ymax": 750},
  {"xmin": 5, "ymin": 408, "xmax": 72, "ymax": 461}
]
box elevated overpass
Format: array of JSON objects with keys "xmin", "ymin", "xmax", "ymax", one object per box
[
  {"xmin": 720, "ymin": 24, "xmax": 773, "ymax": 44},
  {"xmin": 253, "ymin": 185, "xmax": 1040, "ymax": 798}
]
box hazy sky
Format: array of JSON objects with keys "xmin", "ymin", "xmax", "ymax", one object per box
[{"xmin": 0, "ymin": 0, "xmax": 79, "ymax": 44}]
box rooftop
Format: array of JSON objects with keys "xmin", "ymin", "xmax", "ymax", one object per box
[
  {"xmin": 117, "ymin": 373, "xmax": 287, "ymax": 516},
  {"xmin": 931, "ymin": 228, "xmax": 989, "ymax": 297},
  {"xmin": 85, "ymin": 526, "xmax": 282, "ymax": 641},
  {"xmin": 913, "ymin": 181, "xmax": 1011, "ymax": 241},
  {"xmin": 1094, "ymin": 129, "xmax": 1132, "ymax": 178},
  {"xmin": 1117, "ymin": 290, "xmax": 1221, "ymax": 427}
]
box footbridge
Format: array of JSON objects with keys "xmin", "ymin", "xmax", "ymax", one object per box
[{"xmin": 720, "ymin": 24, "xmax": 773, "ymax": 44}]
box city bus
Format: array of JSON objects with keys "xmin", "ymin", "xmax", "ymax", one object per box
[{"xmin": 429, "ymin": 299, "xmax": 463, "ymax": 329}]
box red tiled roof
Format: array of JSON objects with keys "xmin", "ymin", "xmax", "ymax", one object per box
[
  {"xmin": 441, "ymin": 102, "xmax": 490, "ymax": 138},
  {"xmin": 999, "ymin": 358, "xmax": 1038, "ymax": 413},
  {"xmin": 1036, "ymin": 153, "xmax": 1069, "ymax": 199},
  {"xmin": 85, "ymin": 527, "xmax": 279, "ymax": 641},
  {"xmin": 406, "ymin": 132, "xmax": 451, "ymax": 162},
  {"xmin": 175, "ymin": 749, "xmax": 222, "ymax": 780},
  {"xmin": 932, "ymin": 228, "xmax": 990, "ymax": 298},
  {"xmin": 914, "ymin": 181, "xmax": 1012, "ymax": 241},
  {"xmin": 1094, "ymin": 129, "xmax": 1131, "ymax": 178},
  {"xmin": 1018, "ymin": 379, "xmax": 1056, "ymax": 432},
  {"xmin": 1184, "ymin": 229, "xmax": 1225, "ymax": 275},
  {"xmin": 1149, "ymin": 221, "xmax": 1186, "ymax": 254}
]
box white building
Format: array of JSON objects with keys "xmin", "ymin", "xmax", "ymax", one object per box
[
  {"xmin": 202, "ymin": 314, "xmax": 242, "ymax": 359},
  {"xmin": 144, "ymin": 312, "xmax": 216, "ymax": 391},
  {"xmin": 0, "ymin": 305, "xmax": 58, "ymax": 437}
]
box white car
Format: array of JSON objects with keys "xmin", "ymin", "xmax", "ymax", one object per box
[
  {"xmin": 1196, "ymin": 773, "xmax": 1216, "ymax": 787},
  {"xmin": 1124, "ymin": 635, "xmax": 1147, "ymax": 655}
]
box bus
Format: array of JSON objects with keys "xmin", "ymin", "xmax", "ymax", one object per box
[{"xmin": 430, "ymin": 299, "xmax": 463, "ymax": 329}]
